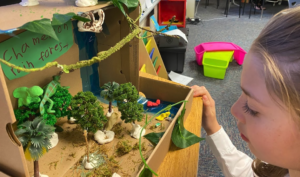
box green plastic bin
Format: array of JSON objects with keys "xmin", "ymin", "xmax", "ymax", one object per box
[{"xmin": 203, "ymin": 51, "xmax": 234, "ymax": 79}]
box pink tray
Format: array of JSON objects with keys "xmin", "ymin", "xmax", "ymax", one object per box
[{"xmin": 194, "ymin": 42, "xmax": 247, "ymax": 65}]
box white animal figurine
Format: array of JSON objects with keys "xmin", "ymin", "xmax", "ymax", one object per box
[
  {"xmin": 19, "ymin": 0, "xmax": 39, "ymax": 6},
  {"xmin": 75, "ymin": 0, "xmax": 98, "ymax": 7},
  {"xmin": 94, "ymin": 130, "xmax": 115, "ymax": 144},
  {"xmin": 77, "ymin": 9, "xmax": 105, "ymax": 33},
  {"xmin": 131, "ymin": 123, "xmax": 145, "ymax": 139}
]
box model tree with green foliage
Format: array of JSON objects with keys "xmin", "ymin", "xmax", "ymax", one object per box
[
  {"xmin": 14, "ymin": 117, "xmax": 54, "ymax": 177},
  {"xmin": 70, "ymin": 91, "xmax": 107, "ymax": 169},
  {"xmin": 100, "ymin": 82, "xmax": 120, "ymax": 130},
  {"xmin": 113, "ymin": 83, "xmax": 145, "ymax": 139},
  {"xmin": 101, "ymin": 81, "xmax": 119, "ymax": 115}
]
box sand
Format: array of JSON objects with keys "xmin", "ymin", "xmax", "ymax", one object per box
[{"xmin": 26, "ymin": 103, "xmax": 171, "ymax": 177}]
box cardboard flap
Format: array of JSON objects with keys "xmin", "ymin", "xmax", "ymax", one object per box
[
  {"xmin": 0, "ymin": 0, "xmax": 111, "ymax": 30},
  {"xmin": 0, "ymin": 65, "xmax": 29, "ymax": 177},
  {"xmin": 0, "ymin": 171, "xmax": 11, "ymax": 177}
]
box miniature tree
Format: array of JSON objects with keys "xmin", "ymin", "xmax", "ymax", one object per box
[
  {"xmin": 100, "ymin": 82, "xmax": 120, "ymax": 130},
  {"xmin": 14, "ymin": 117, "xmax": 54, "ymax": 177},
  {"xmin": 101, "ymin": 81, "xmax": 119, "ymax": 115},
  {"xmin": 113, "ymin": 83, "xmax": 145, "ymax": 139},
  {"xmin": 70, "ymin": 91, "xmax": 107, "ymax": 169}
]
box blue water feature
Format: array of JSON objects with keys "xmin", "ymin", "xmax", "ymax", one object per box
[
  {"xmin": 72, "ymin": 21, "xmax": 100, "ymax": 94},
  {"xmin": 139, "ymin": 98, "xmax": 181, "ymax": 119},
  {"xmin": 94, "ymin": 90, "xmax": 180, "ymax": 119}
]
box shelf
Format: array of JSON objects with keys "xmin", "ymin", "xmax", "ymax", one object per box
[
  {"xmin": 0, "ymin": 0, "xmax": 112, "ymax": 30},
  {"xmin": 139, "ymin": 0, "xmax": 161, "ymax": 22}
]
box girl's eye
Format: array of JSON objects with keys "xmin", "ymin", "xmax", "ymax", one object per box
[{"xmin": 243, "ymin": 101, "xmax": 259, "ymax": 116}]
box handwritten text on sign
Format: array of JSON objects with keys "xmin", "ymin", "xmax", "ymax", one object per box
[{"xmin": 0, "ymin": 21, "xmax": 74, "ymax": 80}]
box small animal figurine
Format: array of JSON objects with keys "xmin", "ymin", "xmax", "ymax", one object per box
[
  {"xmin": 19, "ymin": 0, "xmax": 39, "ymax": 6},
  {"xmin": 75, "ymin": 0, "xmax": 97, "ymax": 7},
  {"xmin": 39, "ymin": 75, "xmax": 61, "ymax": 115},
  {"xmin": 77, "ymin": 9, "xmax": 105, "ymax": 33},
  {"xmin": 13, "ymin": 86, "xmax": 44, "ymax": 108},
  {"xmin": 147, "ymin": 99, "xmax": 161, "ymax": 107},
  {"xmin": 156, "ymin": 112, "xmax": 170, "ymax": 121}
]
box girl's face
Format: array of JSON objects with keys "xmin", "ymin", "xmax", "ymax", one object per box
[{"xmin": 231, "ymin": 51, "xmax": 300, "ymax": 170}]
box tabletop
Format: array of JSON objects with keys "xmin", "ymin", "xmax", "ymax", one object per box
[{"xmin": 139, "ymin": 72, "xmax": 203, "ymax": 177}]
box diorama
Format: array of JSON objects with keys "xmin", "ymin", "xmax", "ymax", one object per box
[{"xmin": 0, "ymin": 0, "xmax": 204, "ymax": 177}]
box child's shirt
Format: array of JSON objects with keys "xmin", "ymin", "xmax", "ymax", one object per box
[
  {"xmin": 206, "ymin": 127, "xmax": 290, "ymax": 177},
  {"xmin": 206, "ymin": 126, "xmax": 255, "ymax": 177}
]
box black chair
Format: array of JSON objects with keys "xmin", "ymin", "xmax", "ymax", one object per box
[
  {"xmin": 224, "ymin": 0, "xmax": 246, "ymax": 17},
  {"xmin": 248, "ymin": 0, "xmax": 266, "ymax": 19}
]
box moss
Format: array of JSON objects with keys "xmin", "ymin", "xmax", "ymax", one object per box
[
  {"xmin": 111, "ymin": 122, "xmax": 125, "ymax": 138},
  {"xmin": 133, "ymin": 142, "xmax": 147, "ymax": 151},
  {"xmin": 149, "ymin": 125, "xmax": 156, "ymax": 130},
  {"xmin": 69, "ymin": 152, "xmax": 76, "ymax": 158},
  {"xmin": 88, "ymin": 156, "xmax": 121, "ymax": 177},
  {"xmin": 48, "ymin": 161, "xmax": 59, "ymax": 170},
  {"xmin": 160, "ymin": 123, "xmax": 165, "ymax": 130},
  {"xmin": 116, "ymin": 140, "xmax": 133, "ymax": 156}
]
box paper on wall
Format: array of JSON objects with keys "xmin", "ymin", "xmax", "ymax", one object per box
[
  {"xmin": 164, "ymin": 29, "xmax": 188, "ymax": 42},
  {"xmin": 145, "ymin": 0, "xmax": 153, "ymax": 9},
  {"xmin": 168, "ymin": 71, "xmax": 193, "ymax": 85}
]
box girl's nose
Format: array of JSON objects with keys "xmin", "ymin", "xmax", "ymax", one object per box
[{"xmin": 231, "ymin": 96, "xmax": 246, "ymax": 124}]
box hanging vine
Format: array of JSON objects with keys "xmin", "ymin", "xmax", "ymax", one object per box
[{"xmin": 0, "ymin": 2, "xmax": 178, "ymax": 74}]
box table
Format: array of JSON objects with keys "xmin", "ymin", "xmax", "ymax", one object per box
[{"xmin": 139, "ymin": 72, "xmax": 203, "ymax": 177}]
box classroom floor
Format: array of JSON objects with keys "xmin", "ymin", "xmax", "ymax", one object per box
[{"xmin": 183, "ymin": 1, "xmax": 287, "ymax": 176}]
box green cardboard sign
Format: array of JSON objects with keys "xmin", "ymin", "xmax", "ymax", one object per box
[{"xmin": 0, "ymin": 21, "xmax": 74, "ymax": 80}]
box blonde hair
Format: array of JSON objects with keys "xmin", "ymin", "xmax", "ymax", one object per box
[{"xmin": 250, "ymin": 6, "xmax": 300, "ymax": 177}]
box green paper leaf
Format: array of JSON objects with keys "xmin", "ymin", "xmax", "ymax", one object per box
[
  {"xmin": 71, "ymin": 15, "xmax": 91, "ymax": 23},
  {"xmin": 112, "ymin": 0, "xmax": 126, "ymax": 16},
  {"xmin": 52, "ymin": 13, "xmax": 91, "ymax": 26},
  {"xmin": 51, "ymin": 13, "xmax": 74, "ymax": 26},
  {"xmin": 171, "ymin": 105, "xmax": 205, "ymax": 148},
  {"xmin": 139, "ymin": 167, "xmax": 153, "ymax": 177},
  {"xmin": 144, "ymin": 132, "xmax": 165, "ymax": 146},
  {"xmin": 118, "ymin": 0, "xmax": 139, "ymax": 13},
  {"xmin": 19, "ymin": 18, "xmax": 59, "ymax": 41}
]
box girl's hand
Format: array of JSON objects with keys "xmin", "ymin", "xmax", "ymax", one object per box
[{"xmin": 191, "ymin": 85, "xmax": 221, "ymax": 135}]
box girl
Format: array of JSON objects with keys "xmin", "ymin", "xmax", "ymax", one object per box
[{"xmin": 192, "ymin": 6, "xmax": 300, "ymax": 177}]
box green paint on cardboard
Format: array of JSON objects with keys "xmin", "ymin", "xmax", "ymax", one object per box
[
  {"xmin": 0, "ymin": 21, "xmax": 74, "ymax": 80},
  {"xmin": 41, "ymin": 15, "xmax": 43, "ymax": 18},
  {"xmin": 20, "ymin": 14, "xmax": 22, "ymax": 16}
]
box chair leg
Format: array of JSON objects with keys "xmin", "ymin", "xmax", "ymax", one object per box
[
  {"xmin": 224, "ymin": 0, "xmax": 229, "ymax": 16},
  {"xmin": 226, "ymin": 0, "xmax": 230, "ymax": 17},
  {"xmin": 249, "ymin": 0, "xmax": 253, "ymax": 19},
  {"xmin": 239, "ymin": 0, "xmax": 241, "ymax": 18},
  {"xmin": 242, "ymin": 0, "xmax": 246, "ymax": 15},
  {"xmin": 260, "ymin": 0, "xmax": 265, "ymax": 19},
  {"xmin": 217, "ymin": 0, "xmax": 220, "ymax": 9}
]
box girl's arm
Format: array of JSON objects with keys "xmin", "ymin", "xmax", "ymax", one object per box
[
  {"xmin": 191, "ymin": 85, "xmax": 255, "ymax": 177},
  {"xmin": 206, "ymin": 126, "xmax": 254, "ymax": 177}
]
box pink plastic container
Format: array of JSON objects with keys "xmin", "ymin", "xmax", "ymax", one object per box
[{"xmin": 194, "ymin": 42, "xmax": 247, "ymax": 65}]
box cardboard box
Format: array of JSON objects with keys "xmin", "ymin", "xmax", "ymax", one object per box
[
  {"xmin": 0, "ymin": 2, "xmax": 139, "ymax": 176},
  {"xmin": 136, "ymin": 75, "xmax": 193, "ymax": 177},
  {"xmin": 0, "ymin": 3, "xmax": 192, "ymax": 177}
]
